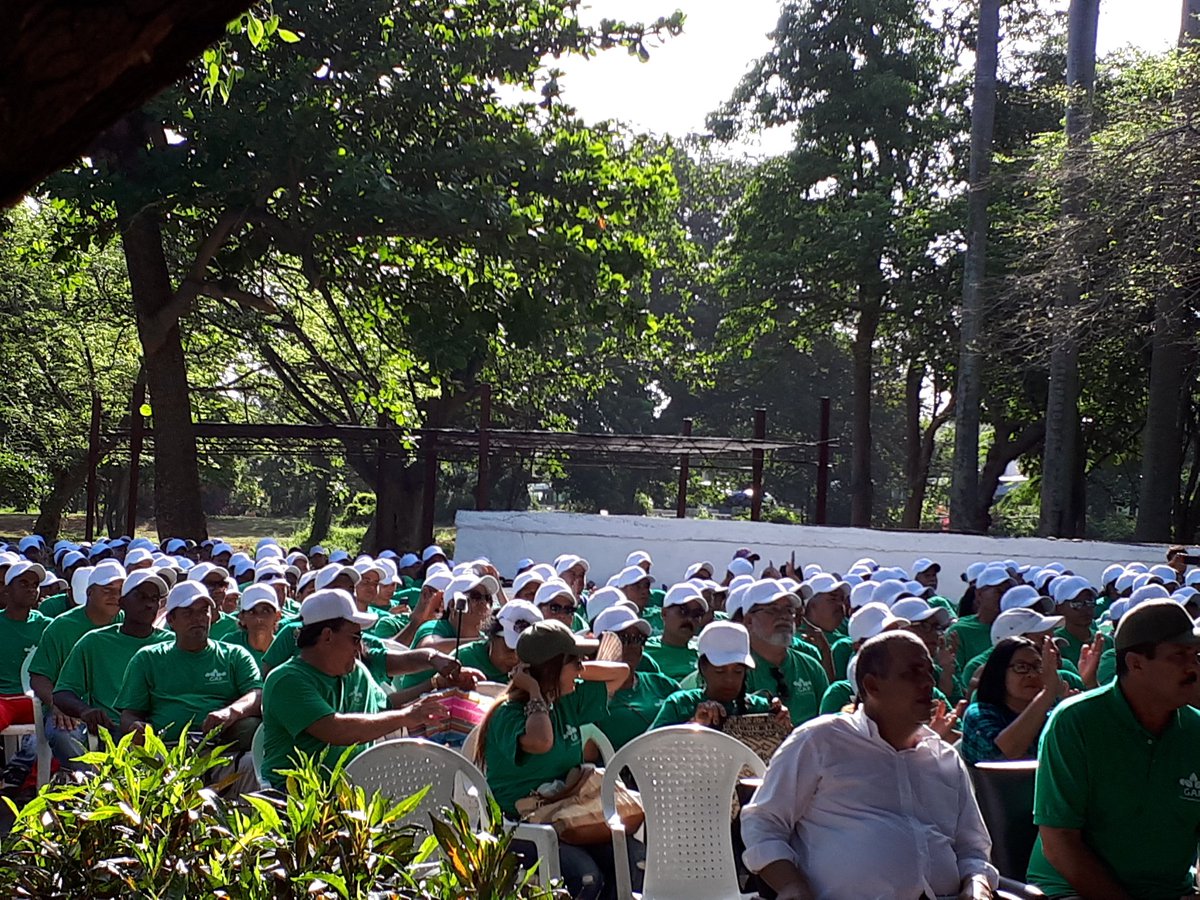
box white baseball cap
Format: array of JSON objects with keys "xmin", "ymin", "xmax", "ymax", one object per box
[
  {"xmin": 124, "ymin": 547, "xmax": 154, "ymax": 567},
  {"xmin": 353, "ymin": 559, "xmax": 386, "ymax": 580},
  {"xmin": 255, "ymin": 564, "xmax": 288, "ymax": 585},
  {"xmin": 684, "ymin": 561, "xmax": 715, "ymax": 580},
  {"xmin": 662, "ymin": 582, "xmax": 708, "ymax": 611},
  {"xmin": 309, "ymin": 545, "xmax": 329, "ymax": 557},
  {"xmin": 1128, "ymin": 583, "xmax": 1171, "ymax": 610},
  {"xmin": 849, "ymin": 602, "xmax": 909, "ymax": 643},
  {"xmin": 329, "ymin": 550, "xmax": 351, "ymax": 564},
  {"xmin": 869, "ymin": 580, "xmax": 912, "ymax": 609},
  {"xmin": 849, "ymin": 580, "xmax": 878, "ymax": 610},
  {"xmin": 443, "ymin": 572, "xmax": 501, "ymax": 608},
  {"xmin": 739, "ymin": 579, "xmax": 797, "ymax": 615},
  {"xmin": 70, "ymin": 566, "xmax": 94, "ymax": 604},
  {"xmin": 314, "ymin": 565, "xmax": 362, "ymax": 591},
  {"xmin": 1100, "ymin": 564, "xmax": 1124, "ymax": 588},
  {"xmin": 165, "ymin": 581, "xmax": 213, "ymax": 614},
  {"xmin": 512, "ymin": 568, "xmax": 549, "ymax": 597},
  {"xmin": 497, "ymin": 599, "xmax": 543, "ymax": 649},
  {"xmin": 239, "ymin": 583, "xmax": 281, "ymax": 612},
  {"xmin": 211, "ymin": 542, "xmax": 234, "ymax": 557},
  {"xmin": 423, "ymin": 569, "xmax": 454, "ymax": 593},
  {"xmin": 188, "ymin": 562, "xmax": 229, "ymax": 584},
  {"xmin": 697, "ymin": 621, "xmax": 755, "ymax": 667},
  {"xmin": 375, "ymin": 558, "xmax": 399, "ymax": 585},
  {"xmin": 802, "ymin": 573, "xmax": 849, "ymax": 601},
  {"xmin": 300, "ymin": 588, "xmax": 378, "ymax": 627},
  {"xmin": 851, "ymin": 557, "xmax": 879, "ymax": 572},
  {"xmin": 724, "ymin": 574, "xmax": 757, "ymax": 618},
  {"xmin": 554, "ymin": 554, "xmax": 589, "ymax": 576},
  {"xmin": 964, "ymin": 562, "xmax": 988, "ymax": 583},
  {"xmin": 5, "ymin": 560, "xmax": 45, "ymax": 586},
  {"xmin": 625, "ymin": 550, "xmax": 652, "ymax": 568},
  {"xmin": 593, "ymin": 604, "xmax": 651, "ymax": 638},
  {"xmin": 977, "ymin": 565, "xmax": 1014, "ymax": 590},
  {"xmin": 87, "ymin": 560, "xmax": 127, "ymax": 589},
  {"xmin": 911, "ymin": 558, "xmax": 939, "ymax": 578},
  {"xmin": 533, "ymin": 578, "xmax": 577, "ymax": 608},
  {"xmin": 1051, "ymin": 576, "xmax": 1093, "ymax": 605},
  {"xmin": 990, "ymin": 607, "xmax": 1064, "ymax": 645},
  {"xmin": 421, "ymin": 545, "xmax": 446, "ymax": 562},
  {"xmin": 586, "ymin": 585, "xmax": 630, "ymax": 622},
  {"xmin": 726, "ymin": 557, "xmax": 755, "ymax": 578},
  {"xmin": 890, "ymin": 597, "xmax": 950, "ymax": 627},
  {"xmin": 1125, "ymin": 562, "xmax": 1149, "ymax": 574},
  {"xmin": 610, "ymin": 565, "xmax": 652, "ymax": 590},
  {"xmin": 122, "ymin": 569, "xmax": 168, "ymax": 598},
  {"xmin": 397, "ymin": 552, "xmax": 420, "ymax": 569},
  {"xmin": 297, "ymin": 570, "xmax": 319, "ymax": 593}
]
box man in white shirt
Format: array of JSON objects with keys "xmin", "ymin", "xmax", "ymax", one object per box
[{"xmin": 741, "ymin": 630, "xmax": 998, "ymax": 900}]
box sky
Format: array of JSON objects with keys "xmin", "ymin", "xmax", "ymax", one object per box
[{"xmin": 544, "ymin": 0, "xmax": 1182, "ymax": 155}]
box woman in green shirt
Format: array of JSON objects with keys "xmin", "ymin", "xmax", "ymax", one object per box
[
  {"xmin": 223, "ymin": 584, "xmax": 283, "ymax": 671},
  {"xmin": 652, "ymin": 621, "xmax": 789, "ymax": 729},
  {"xmin": 591, "ymin": 604, "xmax": 678, "ymax": 750},
  {"xmin": 475, "ymin": 620, "xmax": 630, "ymax": 900},
  {"xmin": 452, "ymin": 600, "xmax": 543, "ymax": 685}
]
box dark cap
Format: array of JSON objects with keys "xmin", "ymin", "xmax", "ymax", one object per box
[
  {"xmin": 734, "ymin": 547, "xmax": 761, "ymax": 563},
  {"xmin": 516, "ymin": 619, "xmax": 598, "ymax": 665},
  {"xmin": 1115, "ymin": 600, "xmax": 1200, "ymax": 651}
]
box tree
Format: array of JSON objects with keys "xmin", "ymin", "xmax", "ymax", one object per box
[
  {"xmin": 950, "ymin": 0, "xmax": 1002, "ymax": 534},
  {"xmin": 1039, "ymin": 0, "xmax": 1099, "ymax": 537}
]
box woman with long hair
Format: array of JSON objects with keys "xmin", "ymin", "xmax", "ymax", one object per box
[
  {"xmin": 651, "ymin": 621, "xmax": 789, "ymax": 729},
  {"xmin": 960, "ymin": 636, "xmax": 1065, "ymax": 764},
  {"xmin": 475, "ymin": 620, "xmax": 630, "ymax": 900}
]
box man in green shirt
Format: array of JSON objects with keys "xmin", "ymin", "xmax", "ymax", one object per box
[
  {"xmin": 53, "ymin": 571, "xmax": 172, "ymax": 746},
  {"xmin": 1049, "ymin": 576, "xmax": 1098, "ymax": 669},
  {"xmin": 1028, "ymin": 600, "xmax": 1200, "ymax": 899},
  {"xmin": 644, "ymin": 582, "xmax": 704, "ymax": 682},
  {"xmin": 28, "ymin": 560, "xmax": 137, "ymax": 770},
  {"xmin": 188, "ymin": 562, "xmax": 242, "ymax": 642},
  {"xmin": 946, "ymin": 564, "xmax": 1011, "ymax": 678},
  {"xmin": 0, "ymin": 560, "xmax": 52, "ymax": 787},
  {"xmin": 736, "ymin": 578, "xmax": 829, "ymax": 726},
  {"xmin": 591, "ymin": 604, "xmax": 677, "ymax": 748},
  {"xmin": 116, "ymin": 581, "xmax": 262, "ymax": 765},
  {"xmin": 261, "ymin": 589, "xmax": 450, "ymax": 788}
]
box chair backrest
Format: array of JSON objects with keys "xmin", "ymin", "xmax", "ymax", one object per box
[
  {"xmin": 344, "ymin": 737, "xmax": 490, "ymax": 830},
  {"xmin": 250, "ymin": 723, "xmax": 267, "ymax": 788},
  {"xmin": 970, "ymin": 759, "xmax": 1039, "ymax": 880},
  {"xmin": 20, "ymin": 646, "xmax": 36, "ymax": 693},
  {"xmin": 602, "ymin": 724, "xmax": 765, "ymax": 899},
  {"xmin": 580, "ymin": 722, "xmax": 615, "ymax": 764}
]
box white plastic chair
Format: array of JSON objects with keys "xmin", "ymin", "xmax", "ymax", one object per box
[
  {"xmin": 581, "ymin": 722, "xmax": 615, "ymax": 763},
  {"xmin": 344, "ymin": 737, "xmax": 561, "ymax": 885},
  {"xmin": 1, "ymin": 647, "xmax": 51, "ymax": 788},
  {"xmin": 249, "ymin": 722, "xmax": 267, "ymax": 789},
  {"xmin": 601, "ymin": 724, "xmax": 765, "ymax": 900}
]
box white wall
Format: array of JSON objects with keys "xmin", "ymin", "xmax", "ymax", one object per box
[{"xmin": 454, "ymin": 510, "xmax": 1162, "ymax": 592}]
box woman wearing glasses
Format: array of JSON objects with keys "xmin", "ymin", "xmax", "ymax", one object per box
[
  {"xmin": 960, "ymin": 636, "xmax": 1067, "ymax": 764},
  {"xmin": 651, "ymin": 621, "xmax": 789, "ymax": 729},
  {"xmin": 591, "ymin": 605, "xmax": 679, "ymax": 750},
  {"xmin": 532, "ymin": 578, "xmax": 583, "ymax": 627}
]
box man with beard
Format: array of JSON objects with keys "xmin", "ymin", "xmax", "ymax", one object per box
[
  {"xmin": 1027, "ymin": 600, "xmax": 1200, "ymax": 899},
  {"xmin": 644, "ymin": 582, "xmax": 706, "ymax": 681},
  {"xmin": 736, "ymin": 579, "xmax": 829, "ymax": 726},
  {"xmin": 741, "ymin": 631, "xmax": 997, "ymax": 899}
]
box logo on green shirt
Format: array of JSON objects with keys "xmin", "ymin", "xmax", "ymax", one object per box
[
  {"xmin": 204, "ymin": 668, "xmax": 226, "ymax": 684},
  {"xmin": 1180, "ymin": 773, "xmax": 1200, "ymax": 802}
]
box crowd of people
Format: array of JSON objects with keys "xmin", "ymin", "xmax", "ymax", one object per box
[{"xmin": 1, "ymin": 532, "xmax": 1198, "ymax": 899}]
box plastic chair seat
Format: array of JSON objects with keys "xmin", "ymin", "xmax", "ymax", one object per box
[{"xmin": 602, "ymin": 724, "xmax": 764, "ymax": 900}]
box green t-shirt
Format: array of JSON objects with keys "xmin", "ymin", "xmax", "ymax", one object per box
[
  {"xmin": 829, "ymin": 636, "xmax": 853, "ymax": 682},
  {"xmin": 114, "ymin": 639, "xmax": 262, "ymax": 742},
  {"xmin": 1027, "ymin": 681, "xmax": 1200, "ymax": 899},
  {"xmin": 38, "ymin": 592, "xmax": 74, "ymax": 618},
  {"xmin": 643, "ymin": 638, "xmax": 698, "ymax": 683},
  {"xmin": 262, "ymin": 619, "xmax": 390, "ymax": 682},
  {"xmin": 648, "ymin": 588, "xmax": 665, "ymax": 607},
  {"xmin": 1054, "ymin": 625, "xmax": 1095, "ymax": 670},
  {"xmin": 29, "ymin": 605, "xmax": 122, "ymax": 684},
  {"xmin": 642, "ymin": 606, "xmax": 663, "ymax": 636},
  {"xmin": 367, "ymin": 612, "xmax": 408, "ymax": 641},
  {"xmin": 946, "ymin": 614, "xmax": 992, "ymax": 676},
  {"xmin": 391, "ymin": 586, "xmax": 420, "ymax": 609},
  {"xmin": 210, "ymin": 612, "xmax": 242, "ymax": 642},
  {"xmin": 649, "ymin": 686, "xmax": 773, "ymax": 729},
  {"xmin": 220, "ymin": 628, "xmax": 271, "ymax": 672},
  {"xmin": 454, "ymin": 639, "xmax": 506, "ymax": 683},
  {"xmin": 399, "ymin": 618, "xmax": 471, "ymax": 688},
  {"xmin": 595, "ymin": 671, "xmax": 678, "ymax": 750},
  {"xmin": 55, "ymin": 625, "xmax": 172, "ymax": 722},
  {"xmin": 928, "ymin": 594, "xmax": 957, "ymax": 616},
  {"xmin": 1097, "ymin": 647, "xmax": 1116, "ymax": 686},
  {"xmin": 261, "ymin": 656, "xmax": 387, "ymax": 788},
  {"xmin": 0, "ymin": 610, "xmax": 50, "ymax": 694},
  {"xmin": 483, "ymin": 679, "xmax": 609, "ymax": 817},
  {"xmin": 744, "ymin": 647, "xmax": 829, "ymax": 727},
  {"xmin": 789, "ymin": 635, "xmax": 825, "ymax": 665}
]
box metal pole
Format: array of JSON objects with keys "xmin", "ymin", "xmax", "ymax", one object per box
[
  {"xmin": 816, "ymin": 396, "xmax": 831, "ymax": 525},
  {"xmin": 421, "ymin": 431, "xmax": 439, "ymax": 547},
  {"xmin": 676, "ymin": 418, "xmax": 692, "ymax": 518},
  {"xmin": 126, "ymin": 379, "xmax": 146, "ymax": 538},
  {"xmin": 476, "ymin": 383, "xmax": 491, "ymax": 511},
  {"xmin": 85, "ymin": 393, "xmax": 101, "ymax": 542},
  {"xmin": 751, "ymin": 408, "xmax": 766, "ymax": 522}
]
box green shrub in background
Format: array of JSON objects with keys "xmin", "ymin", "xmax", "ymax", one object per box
[
  {"xmin": 0, "ymin": 727, "xmax": 562, "ymax": 899},
  {"xmin": 339, "ymin": 492, "xmax": 378, "ymax": 527}
]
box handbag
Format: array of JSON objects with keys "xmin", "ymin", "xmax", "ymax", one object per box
[
  {"xmin": 515, "ymin": 764, "xmax": 645, "ymax": 845},
  {"xmin": 721, "ymin": 713, "xmax": 791, "ymax": 762}
]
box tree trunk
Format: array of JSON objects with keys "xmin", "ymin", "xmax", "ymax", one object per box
[
  {"xmin": 849, "ymin": 295, "xmax": 880, "ymax": 527},
  {"xmin": 33, "ymin": 453, "xmax": 92, "ymax": 542},
  {"xmin": 901, "ymin": 362, "xmax": 925, "ymax": 529},
  {"xmin": 950, "ymin": 0, "xmax": 1001, "ymax": 534},
  {"xmin": 1039, "ymin": 0, "xmax": 1099, "ymax": 538},
  {"xmin": 979, "ymin": 420, "xmax": 1046, "ymax": 529},
  {"xmin": 122, "ymin": 209, "xmax": 209, "ymax": 541},
  {"xmin": 306, "ymin": 459, "xmax": 333, "ymax": 546}
]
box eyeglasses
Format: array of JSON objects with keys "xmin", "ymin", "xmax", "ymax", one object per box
[
  {"xmin": 543, "ymin": 602, "xmax": 577, "ymax": 616},
  {"xmin": 770, "ymin": 666, "xmax": 791, "ymax": 700},
  {"xmin": 345, "ymin": 630, "xmax": 364, "ymax": 646},
  {"xmin": 616, "ymin": 632, "xmax": 648, "ymax": 646},
  {"xmin": 1009, "ymin": 662, "xmax": 1043, "ymax": 676}
]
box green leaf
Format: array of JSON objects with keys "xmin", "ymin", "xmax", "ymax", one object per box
[{"xmin": 277, "ymin": 28, "xmax": 302, "ymax": 43}]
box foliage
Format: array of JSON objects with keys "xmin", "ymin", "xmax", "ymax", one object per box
[
  {"xmin": 0, "ymin": 727, "xmax": 562, "ymax": 899},
  {"xmin": 339, "ymin": 491, "xmax": 377, "ymax": 527}
]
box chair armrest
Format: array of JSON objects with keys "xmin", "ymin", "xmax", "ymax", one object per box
[
  {"xmin": 511, "ymin": 821, "xmax": 561, "ymax": 885},
  {"xmin": 997, "ymin": 876, "xmax": 1046, "ymax": 899},
  {"xmin": 608, "ymin": 817, "xmax": 634, "ymax": 900}
]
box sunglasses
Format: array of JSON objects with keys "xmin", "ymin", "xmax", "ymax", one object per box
[
  {"xmin": 617, "ymin": 632, "xmax": 648, "ymax": 646},
  {"xmin": 543, "ymin": 602, "xmax": 577, "ymax": 616},
  {"xmin": 770, "ymin": 666, "xmax": 791, "ymax": 700},
  {"xmin": 1065, "ymin": 599, "xmax": 1095, "ymax": 610}
]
